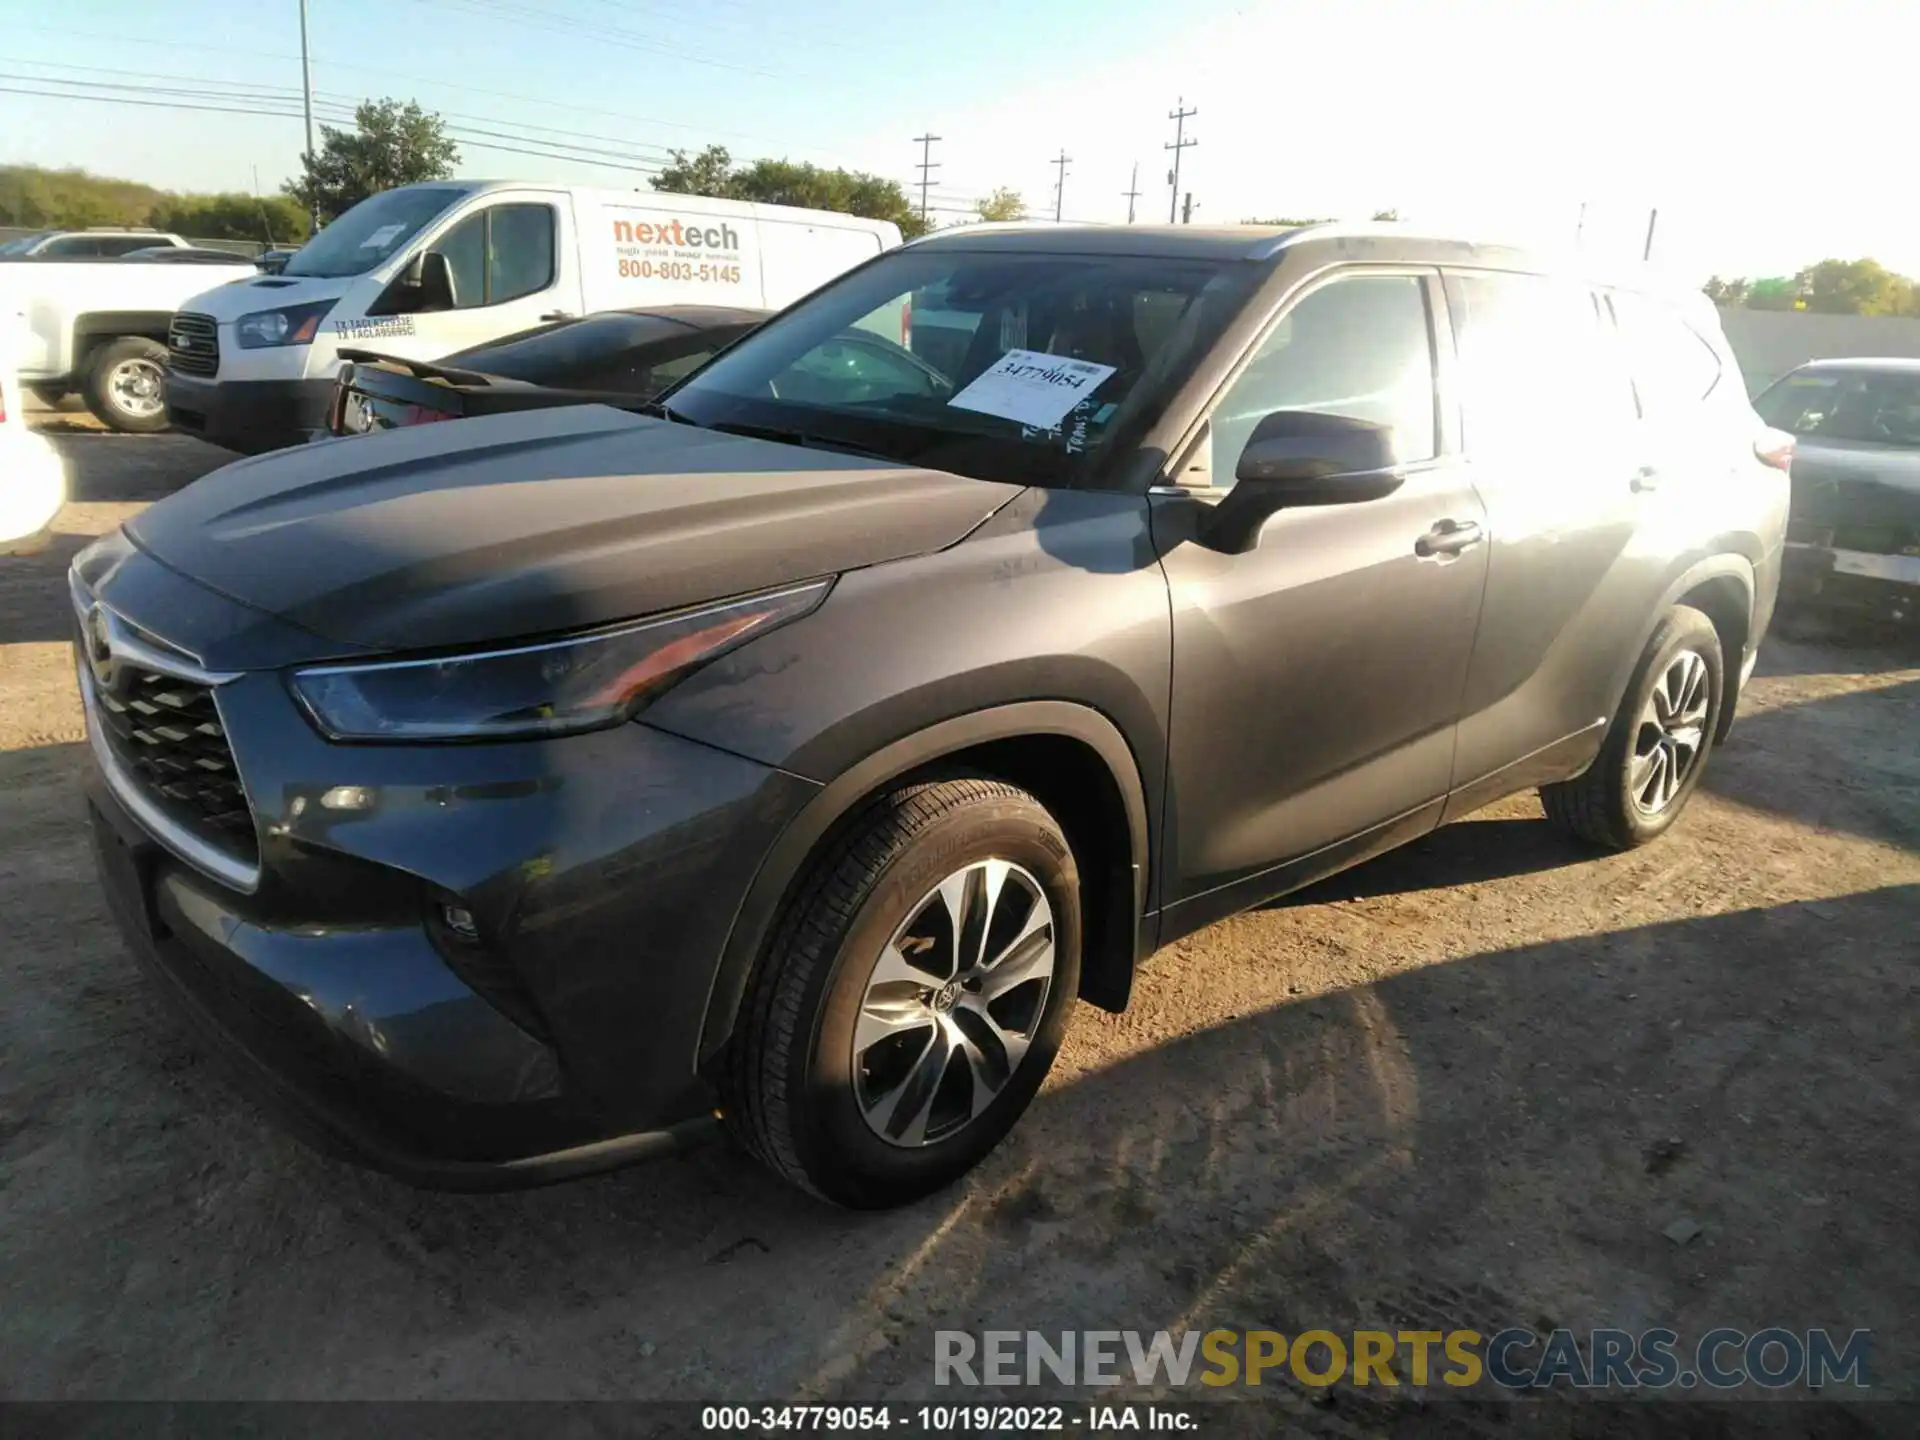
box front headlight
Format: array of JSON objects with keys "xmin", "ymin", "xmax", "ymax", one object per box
[
  {"xmin": 289, "ymin": 580, "xmax": 832, "ymax": 742},
  {"xmin": 236, "ymin": 299, "xmax": 337, "ymax": 349}
]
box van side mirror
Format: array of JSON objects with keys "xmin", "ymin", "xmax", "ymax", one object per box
[
  {"xmin": 371, "ymin": 251, "xmax": 457, "ymax": 317},
  {"xmin": 1203, "ymin": 411, "xmax": 1405, "ymax": 555}
]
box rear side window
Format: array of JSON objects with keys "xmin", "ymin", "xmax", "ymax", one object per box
[
  {"xmin": 1609, "ymin": 291, "xmax": 1722, "ymax": 420},
  {"xmin": 1446, "ymin": 270, "xmax": 1638, "ymax": 458}
]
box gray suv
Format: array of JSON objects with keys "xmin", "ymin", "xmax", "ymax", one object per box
[{"xmin": 73, "ymin": 223, "xmax": 1790, "ymax": 1208}]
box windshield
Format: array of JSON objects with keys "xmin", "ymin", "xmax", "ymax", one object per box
[
  {"xmin": 283, "ymin": 185, "xmax": 467, "ymax": 279},
  {"xmin": 0, "ymin": 234, "xmax": 49, "ymax": 257},
  {"xmin": 1757, "ymin": 368, "xmax": 1920, "ymax": 447},
  {"xmin": 663, "ymin": 248, "xmax": 1260, "ymax": 487}
]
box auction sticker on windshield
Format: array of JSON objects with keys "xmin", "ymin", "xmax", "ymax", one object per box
[{"xmin": 948, "ymin": 348, "xmax": 1117, "ymax": 430}]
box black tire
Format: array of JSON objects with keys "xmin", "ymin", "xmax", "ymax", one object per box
[
  {"xmin": 1540, "ymin": 604, "xmax": 1724, "ymax": 849},
  {"xmin": 81, "ymin": 337, "xmax": 171, "ymax": 434},
  {"xmin": 722, "ymin": 776, "xmax": 1082, "ymax": 1209}
]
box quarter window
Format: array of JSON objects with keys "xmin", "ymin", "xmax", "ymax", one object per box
[
  {"xmin": 1609, "ymin": 291, "xmax": 1722, "ymax": 420},
  {"xmin": 1210, "ymin": 273, "xmax": 1439, "ymax": 478}
]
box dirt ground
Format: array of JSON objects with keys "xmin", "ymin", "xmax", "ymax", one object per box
[{"xmin": 1, "ymin": 422, "xmax": 1915, "ymax": 1426}]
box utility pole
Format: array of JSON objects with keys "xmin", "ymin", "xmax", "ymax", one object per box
[
  {"xmin": 1181, "ymin": 192, "xmax": 1195, "ymax": 225},
  {"xmin": 1642, "ymin": 207, "xmax": 1659, "ymax": 261},
  {"xmin": 912, "ymin": 133, "xmax": 941, "ymax": 225},
  {"xmin": 1051, "ymin": 149, "xmax": 1071, "ymax": 222},
  {"xmin": 298, "ymin": 0, "xmax": 318, "ymax": 234},
  {"xmin": 1165, "ymin": 97, "xmax": 1197, "ymax": 223},
  {"xmin": 1122, "ymin": 161, "xmax": 1140, "ymax": 224}
]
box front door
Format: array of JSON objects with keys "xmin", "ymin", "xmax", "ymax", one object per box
[{"xmin": 1154, "ymin": 269, "xmax": 1490, "ymax": 934}]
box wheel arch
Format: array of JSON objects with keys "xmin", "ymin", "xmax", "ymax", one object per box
[
  {"xmin": 72, "ymin": 313, "xmax": 174, "ymax": 371},
  {"xmin": 1608, "ymin": 553, "xmax": 1754, "ymax": 745},
  {"xmin": 697, "ymin": 700, "xmax": 1153, "ymax": 1070}
]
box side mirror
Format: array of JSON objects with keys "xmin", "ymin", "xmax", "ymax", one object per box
[
  {"xmin": 1203, "ymin": 410, "xmax": 1405, "ymax": 555},
  {"xmin": 414, "ymin": 251, "xmax": 456, "ymax": 312}
]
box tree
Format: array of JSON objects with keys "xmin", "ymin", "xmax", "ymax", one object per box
[
  {"xmin": 1701, "ymin": 275, "xmax": 1751, "ymax": 306},
  {"xmin": 1794, "ymin": 257, "xmax": 1907, "ymax": 316},
  {"xmin": 652, "ymin": 144, "xmax": 930, "ymax": 238},
  {"xmin": 1243, "ymin": 216, "xmax": 1332, "ymax": 226},
  {"xmin": 151, "ymin": 192, "xmax": 310, "ymax": 245},
  {"xmin": 1371, "ymin": 209, "xmax": 1400, "ymax": 221},
  {"xmin": 973, "ymin": 187, "xmax": 1028, "ymax": 222},
  {"xmin": 284, "ymin": 99, "xmax": 459, "ymax": 225}
]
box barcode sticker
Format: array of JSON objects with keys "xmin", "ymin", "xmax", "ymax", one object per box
[{"xmin": 948, "ymin": 348, "xmax": 1118, "ymax": 430}]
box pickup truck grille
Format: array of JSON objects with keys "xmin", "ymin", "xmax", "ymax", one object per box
[{"xmin": 168, "ymin": 313, "xmax": 219, "ymax": 377}]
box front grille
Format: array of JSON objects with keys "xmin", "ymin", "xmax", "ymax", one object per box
[
  {"xmin": 1788, "ymin": 516, "xmax": 1920, "ymax": 555},
  {"xmin": 89, "ymin": 667, "xmax": 257, "ymax": 868},
  {"xmin": 168, "ymin": 312, "xmax": 218, "ymax": 377}
]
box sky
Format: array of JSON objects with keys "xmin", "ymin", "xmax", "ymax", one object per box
[{"xmin": 3, "ymin": 0, "xmax": 1917, "ymax": 283}]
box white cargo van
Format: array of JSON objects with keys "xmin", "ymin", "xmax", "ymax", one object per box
[{"xmin": 165, "ymin": 180, "xmax": 902, "ymax": 452}]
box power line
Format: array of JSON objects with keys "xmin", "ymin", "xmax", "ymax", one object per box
[
  {"xmin": 388, "ymin": 0, "xmax": 799, "ymax": 81},
  {"xmin": 1122, "ymin": 161, "xmax": 1140, "ymax": 224},
  {"xmin": 1051, "ymin": 149, "xmax": 1071, "ymax": 223},
  {"xmin": 912, "ymin": 133, "xmax": 941, "ymax": 225},
  {"xmin": 1165, "ymin": 98, "xmax": 1197, "ymax": 224}
]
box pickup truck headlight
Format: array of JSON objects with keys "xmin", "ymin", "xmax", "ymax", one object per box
[
  {"xmin": 289, "ymin": 580, "xmax": 831, "ymax": 742},
  {"xmin": 236, "ymin": 299, "xmax": 337, "ymax": 349}
]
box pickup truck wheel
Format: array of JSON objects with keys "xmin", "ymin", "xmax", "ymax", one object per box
[
  {"xmin": 82, "ymin": 338, "xmax": 170, "ymax": 434},
  {"xmin": 722, "ymin": 777, "xmax": 1082, "ymax": 1209},
  {"xmin": 1540, "ymin": 604, "xmax": 1724, "ymax": 849}
]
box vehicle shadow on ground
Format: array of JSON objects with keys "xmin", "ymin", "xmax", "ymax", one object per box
[
  {"xmin": 1266, "ymin": 816, "xmax": 1594, "ymax": 906},
  {"xmin": 1706, "ymin": 675, "xmax": 1919, "ymax": 852},
  {"xmin": 4, "ymin": 697, "xmax": 1912, "ymax": 1422}
]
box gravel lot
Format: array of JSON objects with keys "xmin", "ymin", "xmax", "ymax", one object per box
[{"xmin": 2, "ymin": 422, "xmax": 1916, "ymax": 1425}]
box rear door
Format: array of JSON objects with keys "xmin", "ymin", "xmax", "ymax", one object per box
[{"xmin": 1441, "ymin": 268, "xmax": 1651, "ymax": 813}]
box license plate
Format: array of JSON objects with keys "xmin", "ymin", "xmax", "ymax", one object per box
[{"xmin": 1830, "ymin": 549, "xmax": 1920, "ymax": 585}]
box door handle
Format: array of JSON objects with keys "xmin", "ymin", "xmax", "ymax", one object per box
[
  {"xmin": 1415, "ymin": 519, "xmax": 1484, "ymax": 558},
  {"xmin": 1631, "ymin": 467, "xmax": 1660, "ymax": 493},
  {"xmin": 538, "ymin": 310, "xmax": 575, "ymax": 322}
]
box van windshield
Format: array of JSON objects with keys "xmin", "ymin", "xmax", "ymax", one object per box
[
  {"xmin": 662, "ymin": 247, "xmax": 1259, "ymax": 488},
  {"xmin": 283, "ymin": 186, "xmax": 468, "ymax": 279}
]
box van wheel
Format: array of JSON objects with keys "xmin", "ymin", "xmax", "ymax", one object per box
[
  {"xmin": 722, "ymin": 777, "xmax": 1081, "ymax": 1208},
  {"xmin": 1540, "ymin": 605, "xmax": 1724, "ymax": 849},
  {"xmin": 82, "ymin": 338, "xmax": 171, "ymax": 433}
]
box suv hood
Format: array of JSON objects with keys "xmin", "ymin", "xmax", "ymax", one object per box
[{"xmin": 128, "ymin": 405, "xmax": 1022, "ymax": 652}]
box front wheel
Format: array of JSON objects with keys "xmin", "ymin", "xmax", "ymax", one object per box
[
  {"xmin": 1540, "ymin": 604, "xmax": 1725, "ymax": 849},
  {"xmin": 81, "ymin": 337, "xmax": 171, "ymax": 434},
  {"xmin": 722, "ymin": 777, "xmax": 1081, "ymax": 1208}
]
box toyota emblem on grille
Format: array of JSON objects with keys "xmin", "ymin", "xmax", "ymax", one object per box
[{"xmin": 84, "ymin": 605, "xmax": 117, "ymax": 689}]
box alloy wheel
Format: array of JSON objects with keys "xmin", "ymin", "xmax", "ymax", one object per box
[
  {"xmin": 1630, "ymin": 649, "xmax": 1710, "ymax": 815},
  {"xmin": 852, "ymin": 859, "xmax": 1056, "ymax": 1148}
]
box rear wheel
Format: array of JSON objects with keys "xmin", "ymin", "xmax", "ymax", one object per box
[
  {"xmin": 1540, "ymin": 604, "xmax": 1724, "ymax": 849},
  {"xmin": 82, "ymin": 338, "xmax": 170, "ymax": 434},
  {"xmin": 722, "ymin": 777, "xmax": 1081, "ymax": 1208}
]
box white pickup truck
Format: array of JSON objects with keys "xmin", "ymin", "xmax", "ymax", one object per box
[{"xmin": 0, "ymin": 252, "xmax": 258, "ymax": 431}]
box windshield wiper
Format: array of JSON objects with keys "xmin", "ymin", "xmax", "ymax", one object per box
[
  {"xmin": 698, "ymin": 419, "xmax": 909, "ymax": 466},
  {"xmin": 634, "ymin": 400, "xmax": 700, "ymax": 425}
]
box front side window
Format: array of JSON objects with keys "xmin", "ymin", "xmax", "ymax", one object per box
[
  {"xmin": 1209, "ymin": 273, "xmax": 1439, "ymax": 479},
  {"xmin": 666, "ymin": 249, "xmax": 1261, "ymax": 487},
  {"xmin": 1755, "ymin": 368, "xmax": 1920, "ymax": 447},
  {"xmin": 428, "ymin": 204, "xmax": 556, "ymax": 310},
  {"xmin": 1448, "ymin": 270, "xmax": 1639, "ymax": 458}
]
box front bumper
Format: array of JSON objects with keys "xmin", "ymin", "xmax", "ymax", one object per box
[
  {"xmin": 1781, "ymin": 541, "xmax": 1920, "ymax": 625},
  {"xmin": 165, "ymin": 373, "xmax": 335, "ymax": 454},
  {"xmin": 73, "ymin": 548, "xmax": 822, "ymax": 1186}
]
